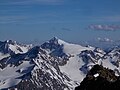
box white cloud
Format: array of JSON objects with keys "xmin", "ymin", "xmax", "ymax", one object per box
[
  {"xmin": 89, "ymin": 24, "xmax": 120, "ymax": 31},
  {"xmin": 97, "ymin": 37, "xmax": 113, "ymax": 42}
]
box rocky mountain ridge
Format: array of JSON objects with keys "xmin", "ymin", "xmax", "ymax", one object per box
[{"xmin": 0, "ymin": 37, "xmax": 120, "ymax": 90}]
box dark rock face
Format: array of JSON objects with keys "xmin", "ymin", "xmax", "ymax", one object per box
[
  {"xmin": 75, "ymin": 64, "xmax": 120, "ymax": 90},
  {"xmin": 40, "ymin": 37, "xmax": 69, "ymax": 66}
]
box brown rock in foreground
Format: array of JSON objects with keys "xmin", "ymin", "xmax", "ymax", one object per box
[{"xmin": 75, "ymin": 64, "xmax": 120, "ymax": 90}]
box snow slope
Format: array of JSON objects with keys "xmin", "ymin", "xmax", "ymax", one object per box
[
  {"xmin": 0, "ymin": 38, "xmax": 120, "ymax": 90},
  {"xmin": 60, "ymin": 56, "xmax": 85, "ymax": 82},
  {"xmin": 0, "ymin": 61, "xmax": 34, "ymax": 89},
  {"xmin": 0, "ymin": 53, "xmax": 10, "ymax": 60},
  {"xmin": 58, "ymin": 39, "xmax": 94, "ymax": 55}
]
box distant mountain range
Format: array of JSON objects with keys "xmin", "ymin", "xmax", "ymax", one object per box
[
  {"xmin": 0, "ymin": 37, "xmax": 120, "ymax": 90},
  {"xmin": 85, "ymin": 38, "xmax": 120, "ymax": 50}
]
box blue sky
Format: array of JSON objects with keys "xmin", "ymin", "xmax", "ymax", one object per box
[{"xmin": 0, "ymin": 0, "xmax": 120, "ymax": 44}]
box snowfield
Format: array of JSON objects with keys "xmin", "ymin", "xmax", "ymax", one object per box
[{"xmin": 0, "ymin": 37, "xmax": 120, "ymax": 90}]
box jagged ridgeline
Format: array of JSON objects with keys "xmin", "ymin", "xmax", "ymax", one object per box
[
  {"xmin": 75, "ymin": 64, "xmax": 120, "ymax": 90},
  {"xmin": 0, "ymin": 37, "xmax": 120, "ymax": 90}
]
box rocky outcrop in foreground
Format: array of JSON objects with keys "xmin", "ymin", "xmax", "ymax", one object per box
[{"xmin": 75, "ymin": 64, "xmax": 120, "ymax": 90}]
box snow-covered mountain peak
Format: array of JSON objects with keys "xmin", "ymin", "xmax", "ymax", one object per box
[
  {"xmin": 0, "ymin": 40, "xmax": 32, "ymax": 59},
  {"xmin": 41, "ymin": 37, "xmax": 61, "ymax": 51},
  {"xmin": 42, "ymin": 37, "xmax": 69, "ymax": 47},
  {"xmin": 5, "ymin": 40, "xmax": 17, "ymax": 45},
  {"xmin": 26, "ymin": 46, "xmax": 48, "ymax": 59},
  {"xmin": 0, "ymin": 38, "xmax": 120, "ymax": 90},
  {"xmin": 45, "ymin": 37, "xmax": 65, "ymax": 45},
  {"xmin": 94, "ymin": 47, "xmax": 106, "ymax": 55},
  {"xmin": 41, "ymin": 37, "xmax": 95, "ymax": 56},
  {"xmin": 52, "ymin": 37, "xmax": 69, "ymax": 45},
  {"xmin": 49, "ymin": 36, "xmax": 59, "ymax": 43},
  {"xmin": 0, "ymin": 41, "xmax": 77, "ymax": 90}
]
